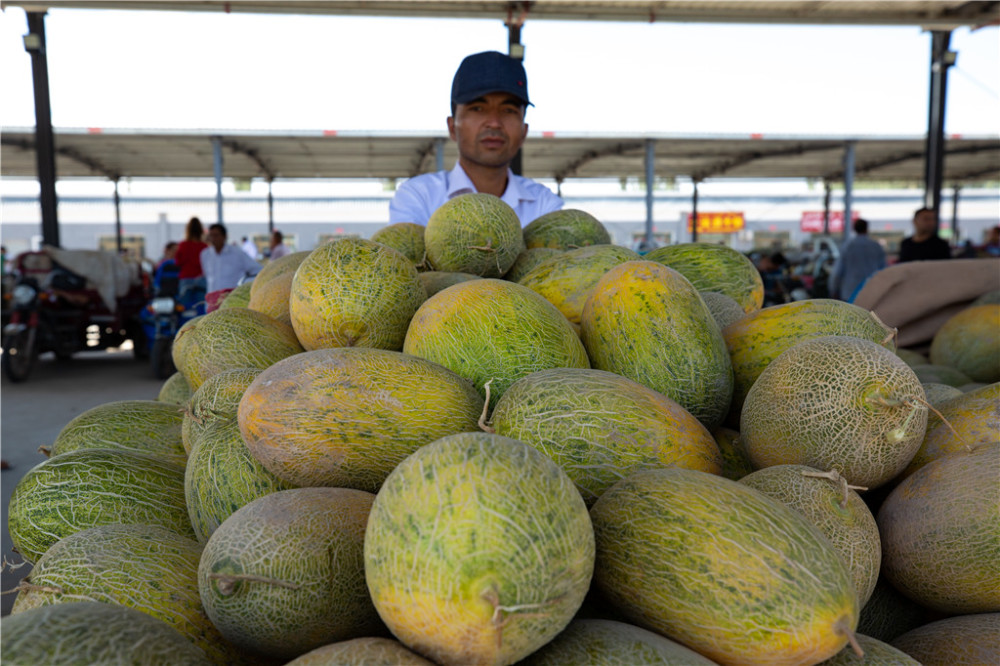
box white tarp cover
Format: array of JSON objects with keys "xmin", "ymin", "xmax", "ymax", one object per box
[{"xmin": 42, "ymin": 246, "xmax": 140, "ymax": 313}]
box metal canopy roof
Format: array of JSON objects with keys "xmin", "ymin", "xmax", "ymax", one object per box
[
  {"xmin": 3, "ymin": 1, "xmax": 999, "ymax": 28},
  {"xmin": 2, "ymin": 127, "xmax": 998, "ymax": 184}
]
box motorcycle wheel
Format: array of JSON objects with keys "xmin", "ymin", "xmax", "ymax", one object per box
[
  {"xmin": 2, "ymin": 328, "xmax": 37, "ymax": 383},
  {"xmin": 151, "ymin": 337, "xmax": 175, "ymax": 380}
]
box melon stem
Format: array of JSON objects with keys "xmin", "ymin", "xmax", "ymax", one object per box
[
  {"xmin": 1, "ymin": 555, "xmax": 28, "ymax": 574},
  {"xmin": 801, "ymin": 469, "xmax": 867, "ymax": 508},
  {"xmin": 37, "ymin": 445, "xmax": 51, "ymax": 458},
  {"xmin": 7, "ymin": 580, "xmax": 65, "ymax": 596},
  {"xmin": 478, "ymin": 379, "xmax": 496, "ymax": 433},
  {"xmin": 905, "ymin": 395, "xmax": 970, "ymax": 450},
  {"xmin": 207, "ymin": 572, "xmax": 301, "ymax": 595},
  {"xmin": 868, "ymin": 310, "xmax": 898, "ymax": 347},
  {"xmin": 835, "ymin": 616, "xmax": 864, "ymax": 658}
]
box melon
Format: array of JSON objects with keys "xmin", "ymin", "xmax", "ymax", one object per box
[
  {"xmin": 247, "ymin": 270, "xmax": 293, "ymax": 326},
  {"xmin": 185, "ymin": 417, "xmax": 297, "ymax": 543},
  {"xmin": 520, "ymin": 618, "xmax": 718, "ymax": 665},
  {"xmin": 403, "ymin": 279, "xmax": 589, "ymax": 410},
  {"xmin": 522, "ymin": 209, "xmax": 611, "ymax": 250},
  {"xmin": 238, "ymin": 347, "xmax": 484, "ymax": 489},
  {"xmin": 505, "ymin": 247, "xmax": 562, "ymax": 283},
  {"xmin": 489, "ymin": 368, "xmax": 722, "ymax": 505},
  {"xmin": 8, "ymin": 448, "xmax": 193, "ymax": 563},
  {"xmin": 424, "ymin": 193, "xmax": 525, "ymax": 277},
  {"xmin": 818, "ymin": 633, "xmax": 920, "ymax": 665},
  {"xmin": 900, "ymin": 381, "xmax": 999, "ymax": 478},
  {"xmin": 590, "ymin": 467, "xmax": 858, "ymax": 666},
  {"xmin": 10, "ymin": 524, "xmax": 238, "ymax": 663},
  {"xmin": 700, "ymin": 290, "xmax": 746, "ymax": 330},
  {"xmin": 517, "ymin": 244, "xmax": 640, "ymax": 326},
  {"xmin": 48, "ymin": 399, "xmax": 185, "ymax": 467},
  {"xmin": 250, "ymin": 249, "xmax": 310, "ymax": 299},
  {"xmin": 891, "ymin": 613, "xmax": 1000, "ymax": 665},
  {"xmin": 289, "ymin": 238, "xmax": 426, "ymax": 351},
  {"xmin": 418, "ymin": 270, "xmax": 481, "ymax": 297},
  {"xmin": 364, "ymin": 432, "xmax": 594, "ymax": 666},
  {"xmin": 182, "ymin": 368, "xmax": 261, "ymax": 454},
  {"xmin": 960, "ymin": 381, "xmax": 988, "ymax": 392},
  {"xmin": 371, "ymin": 222, "xmax": 427, "ymax": 269},
  {"xmin": 920, "ymin": 382, "xmax": 963, "ymax": 406},
  {"xmin": 286, "ymin": 638, "xmax": 435, "ymax": 665},
  {"xmin": 739, "ymin": 464, "xmax": 881, "ymax": 607},
  {"xmin": 723, "ymin": 299, "xmax": 896, "ymax": 425},
  {"xmin": 199, "ymin": 487, "xmax": 382, "ymax": 660},
  {"xmin": 929, "ymin": 304, "xmax": 1000, "ymax": 382},
  {"xmin": 645, "ymin": 242, "xmax": 764, "ymax": 313},
  {"xmin": 159, "ymin": 371, "xmax": 194, "ymax": 405},
  {"xmin": 856, "ymin": 578, "xmax": 934, "ymax": 644},
  {"xmin": 895, "ymin": 348, "xmax": 928, "ymax": 368},
  {"xmin": 878, "ymin": 443, "xmax": 1000, "ymax": 614},
  {"xmin": 741, "ymin": 335, "xmax": 927, "ymax": 489},
  {"xmin": 1, "ymin": 601, "xmax": 212, "ymax": 666},
  {"xmin": 172, "ymin": 306, "xmax": 303, "ymax": 391},
  {"xmin": 219, "ymin": 281, "xmax": 253, "ymax": 309},
  {"xmin": 710, "ymin": 426, "xmax": 754, "ymax": 481},
  {"xmin": 972, "ymin": 289, "xmax": 1000, "ymax": 306},
  {"xmin": 910, "ymin": 363, "xmax": 972, "ymax": 387},
  {"xmin": 581, "ymin": 260, "xmax": 733, "ymax": 429}
]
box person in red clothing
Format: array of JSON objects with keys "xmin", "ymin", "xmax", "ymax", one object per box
[{"xmin": 174, "ymin": 216, "xmax": 208, "ymax": 298}]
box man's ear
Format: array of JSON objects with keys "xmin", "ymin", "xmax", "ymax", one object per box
[
  {"xmin": 521, "ymin": 122, "xmax": 529, "ymax": 141},
  {"xmin": 447, "ymin": 116, "xmax": 457, "ymax": 141}
]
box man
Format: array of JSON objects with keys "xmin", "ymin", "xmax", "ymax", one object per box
[
  {"xmin": 241, "ymin": 236, "xmax": 258, "ymax": 260},
  {"xmin": 200, "ymin": 223, "xmax": 262, "ymax": 293},
  {"xmin": 389, "ymin": 51, "xmax": 563, "ymax": 226},
  {"xmin": 898, "ymin": 208, "xmax": 951, "ymax": 262},
  {"xmin": 830, "ymin": 218, "xmax": 887, "ymax": 302},
  {"xmin": 269, "ymin": 230, "xmax": 291, "ymax": 260}
]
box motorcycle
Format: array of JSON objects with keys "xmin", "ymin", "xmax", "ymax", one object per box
[{"xmin": 141, "ymin": 272, "xmax": 205, "ymax": 380}]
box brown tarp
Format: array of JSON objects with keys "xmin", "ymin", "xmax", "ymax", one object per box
[{"xmin": 853, "ymin": 258, "xmax": 1000, "ymax": 349}]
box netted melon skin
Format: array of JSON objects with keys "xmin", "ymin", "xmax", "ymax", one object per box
[
  {"xmin": 424, "ymin": 193, "xmax": 525, "ymax": 277},
  {"xmin": 1, "ymin": 601, "xmax": 212, "ymax": 666},
  {"xmin": 418, "ymin": 270, "xmax": 481, "ymax": 297},
  {"xmin": 289, "ymin": 238, "xmax": 426, "ymax": 351},
  {"xmin": 818, "ymin": 633, "xmax": 920, "ymax": 665},
  {"xmin": 159, "ymin": 371, "xmax": 194, "ymax": 405},
  {"xmin": 364, "ymin": 433, "xmax": 595, "ymax": 666},
  {"xmin": 238, "ymin": 347, "xmax": 484, "ymax": 490},
  {"xmin": 878, "ymin": 444, "xmax": 1000, "ymax": 614},
  {"xmin": 11, "ymin": 524, "xmax": 238, "ymax": 664},
  {"xmin": 741, "ymin": 335, "xmax": 927, "ymax": 489},
  {"xmin": 172, "ymin": 306, "xmax": 304, "ymax": 391},
  {"xmin": 199, "ymin": 488, "xmax": 382, "ymax": 660},
  {"xmin": 920, "ymin": 382, "xmax": 963, "ymax": 406},
  {"xmin": 504, "ymin": 247, "xmax": 562, "ymax": 283},
  {"xmin": 248, "ymin": 270, "xmax": 294, "ymax": 326},
  {"xmin": 403, "ymin": 279, "xmax": 589, "ymax": 410},
  {"xmin": 522, "ymin": 209, "xmax": 611, "ymax": 250},
  {"xmin": 891, "ymin": 613, "xmax": 1000, "ymax": 665},
  {"xmin": 491, "ymin": 368, "xmax": 722, "ymax": 505},
  {"xmin": 219, "ymin": 281, "xmax": 253, "ymax": 309},
  {"xmin": 700, "ymin": 291, "xmax": 747, "ymax": 331},
  {"xmin": 590, "ymin": 467, "xmax": 858, "ymax": 666},
  {"xmin": 517, "ymin": 245, "xmax": 640, "ymax": 325},
  {"xmin": 371, "ymin": 222, "xmax": 427, "ymax": 269},
  {"xmin": 723, "ymin": 299, "xmax": 896, "ymax": 425},
  {"xmin": 581, "ymin": 261, "xmax": 733, "ymax": 429},
  {"xmin": 910, "ymin": 363, "xmax": 972, "ymax": 387},
  {"xmin": 182, "ymin": 368, "xmax": 262, "ymax": 455},
  {"xmin": 250, "ymin": 250, "xmax": 310, "ymax": 299},
  {"xmin": 286, "ymin": 637, "xmax": 435, "ymax": 665},
  {"xmin": 646, "ymin": 242, "xmax": 764, "ymax": 314},
  {"xmin": 8, "ymin": 448, "xmax": 194, "ymax": 563},
  {"xmin": 50, "ymin": 399, "xmax": 186, "ymax": 467},
  {"xmin": 739, "ymin": 464, "xmax": 881, "ymax": 607},
  {"xmin": 520, "ymin": 618, "xmax": 717, "ymax": 665},
  {"xmin": 855, "ymin": 578, "xmax": 934, "ymax": 644},
  {"xmin": 185, "ymin": 417, "xmax": 297, "ymax": 543},
  {"xmin": 929, "ymin": 304, "xmax": 1000, "ymax": 383}
]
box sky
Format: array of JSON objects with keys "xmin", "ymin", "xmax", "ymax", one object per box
[{"xmin": 1, "ymin": 6, "xmax": 999, "ymax": 139}]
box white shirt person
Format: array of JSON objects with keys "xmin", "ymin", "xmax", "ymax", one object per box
[{"xmin": 200, "ymin": 223, "xmax": 262, "ymax": 293}]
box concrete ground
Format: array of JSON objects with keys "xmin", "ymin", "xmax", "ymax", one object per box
[{"xmin": 1, "ymin": 348, "xmax": 162, "ymax": 615}]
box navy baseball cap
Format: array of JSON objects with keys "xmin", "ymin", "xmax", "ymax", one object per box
[{"xmin": 451, "ymin": 51, "xmax": 532, "ymax": 107}]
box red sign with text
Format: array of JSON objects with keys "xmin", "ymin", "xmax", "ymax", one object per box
[
  {"xmin": 687, "ymin": 212, "xmax": 745, "ymax": 234},
  {"xmin": 800, "ymin": 211, "xmax": 860, "ymax": 234}
]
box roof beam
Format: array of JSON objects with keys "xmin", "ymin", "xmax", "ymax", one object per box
[
  {"xmin": 1, "ymin": 134, "xmax": 121, "ymax": 179},
  {"xmin": 825, "ymin": 142, "xmax": 1000, "ymax": 180},
  {"xmin": 691, "ymin": 141, "xmax": 842, "ymax": 181},
  {"xmin": 409, "ymin": 140, "xmax": 438, "ymax": 178},
  {"xmin": 553, "ymin": 141, "xmax": 644, "ymax": 181},
  {"xmin": 219, "ymin": 138, "xmax": 277, "ymax": 180}
]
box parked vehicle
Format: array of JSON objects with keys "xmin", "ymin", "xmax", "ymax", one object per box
[
  {"xmin": 1, "ymin": 250, "xmax": 150, "ymax": 382},
  {"xmin": 141, "ymin": 275, "xmax": 205, "ymax": 379}
]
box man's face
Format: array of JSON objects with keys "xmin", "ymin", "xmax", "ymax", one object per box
[
  {"xmin": 447, "ymin": 92, "xmax": 528, "ymax": 170},
  {"xmin": 914, "ymin": 210, "xmax": 937, "ymax": 235},
  {"xmin": 208, "ymin": 227, "xmax": 226, "ymax": 251}
]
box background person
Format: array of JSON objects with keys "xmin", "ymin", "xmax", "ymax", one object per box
[
  {"xmin": 241, "ymin": 235, "xmax": 258, "ymax": 260},
  {"xmin": 898, "ymin": 208, "xmax": 951, "ymax": 262},
  {"xmin": 829, "ymin": 218, "xmax": 887, "ymax": 302},
  {"xmin": 269, "ymin": 230, "xmax": 291, "ymax": 260},
  {"xmin": 389, "ymin": 51, "xmax": 563, "ymax": 226},
  {"xmin": 200, "ymin": 223, "xmax": 262, "ymax": 293},
  {"xmin": 175, "ymin": 216, "xmax": 207, "ymax": 296}
]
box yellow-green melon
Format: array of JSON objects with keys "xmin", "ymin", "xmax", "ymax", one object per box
[
  {"xmin": 285, "ymin": 638, "xmax": 435, "ymax": 665},
  {"xmin": 646, "ymin": 242, "xmax": 764, "ymax": 313},
  {"xmin": 424, "ymin": 193, "xmax": 524, "ymax": 277},
  {"xmin": 700, "ymin": 290, "xmax": 747, "ymax": 330},
  {"xmin": 504, "ymin": 247, "xmax": 562, "ymax": 283},
  {"xmin": 818, "ymin": 633, "xmax": 920, "ymax": 665},
  {"xmin": 218, "ymin": 281, "xmax": 253, "ymax": 309},
  {"xmin": 181, "ymin": 367, "xmax": 261, "ymax": 455},
  {"xmin": 522, "ymin": 209, "xmax": 611, "ymax": 250},
  {"xmin": 250, "ymin": 250, "xmax": 310, "ymax": 299},
  {"xmin": 418, "ymin": 270, "xmax": 481, "ymax": 297},
  {"xmin": 929, "ymin": 304, "xmax": 1000, "ymax": 382},
  {"xmin": 371, "ymin": 222, "xmax": 427, "ymax": 270},
  {"xmin": 158, "ymin": 371, "xmax": 194, "ymax": 405},
  {"xmin": 891, "ymin": 613, "xmax": 1000, "ymax": 665},
  {"xmin": 247, "ymin": 270, "xmax": 293, "ymax": 326}
]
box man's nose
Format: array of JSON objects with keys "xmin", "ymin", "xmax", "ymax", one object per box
[{"xmin": 483, "ymin": 109, "xmax": 503, "ymax": 127}]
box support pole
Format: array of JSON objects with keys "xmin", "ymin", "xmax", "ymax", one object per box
[
  {"xmin": 691, "ymin": 179, "xmax": 700, "ymax": 243},
  {"xmin": 822, "ymin": 181, "xmax": 832, "ymax": 236},
  {"xmin": 267, "ymin": 178, "xmax": 275, "ymax": 234},
  {"xmin": 212, "ymin": 136, "xmax": 224, "ymax": 223},
  {"xmin": 951, "ymin": 185, "xmax": 961, "ymax": 243},
  {"xmin": 113, "ymin": 178, "xmax": 122, "ymax": 254},
  {"xmin": 507, "ymin": 18, "xmax": 524, "ymax": 177},
  {"xmin": 924, "ymin": 30, "xmax": 954, "ymax": 228},
  {"xmin": 435, "ymin": 137, "xmax": 445, "ymax": 172},
  {"xmin": 644, "ymin": 139, "xmax": 655, "ymax": 246},
  {"xmin": 24, "ymin": 11, "xmax": 59, "ymax": 248},
  {"xmin": 843, "ymin": 141, "xmax": 856, "ymax": 241}
]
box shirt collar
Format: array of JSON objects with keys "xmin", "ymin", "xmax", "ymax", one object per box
[{"xmin": 446, "ymin": 162, "xmax": 535, "ymax": 205}]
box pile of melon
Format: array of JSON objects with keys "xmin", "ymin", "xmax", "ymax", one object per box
[{"xmin": 4, "ymin": 194, "xmax": 999, "ymax": 666}]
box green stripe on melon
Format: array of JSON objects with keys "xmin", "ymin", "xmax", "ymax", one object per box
[
  {"xmin": 364, "ymin": 432, "xmax": 594, "ymax": 666},
  {"xmin": 646, "ymin": 242, "xmax": 764, "ymax": 313},
  {"xmin": 590, "ymin": 467, "xmax": 859, "ymax": 666},
  {"xmin": 424, "ymin": 193, "xmax": 525, "ymax": 277}
]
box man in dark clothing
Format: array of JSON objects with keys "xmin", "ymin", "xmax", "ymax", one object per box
[{"xmin": 898, "ymin": 208, "xmax": 951, "ymax": 262}]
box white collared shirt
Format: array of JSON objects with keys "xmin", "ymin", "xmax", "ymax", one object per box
[
  {"xmin": 389, "ymin": 161, "xmax": 563, "ymax": 227},
  {"xmin": 200, "ymin": 243, "xmax": 262, "ymax": 293}
]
